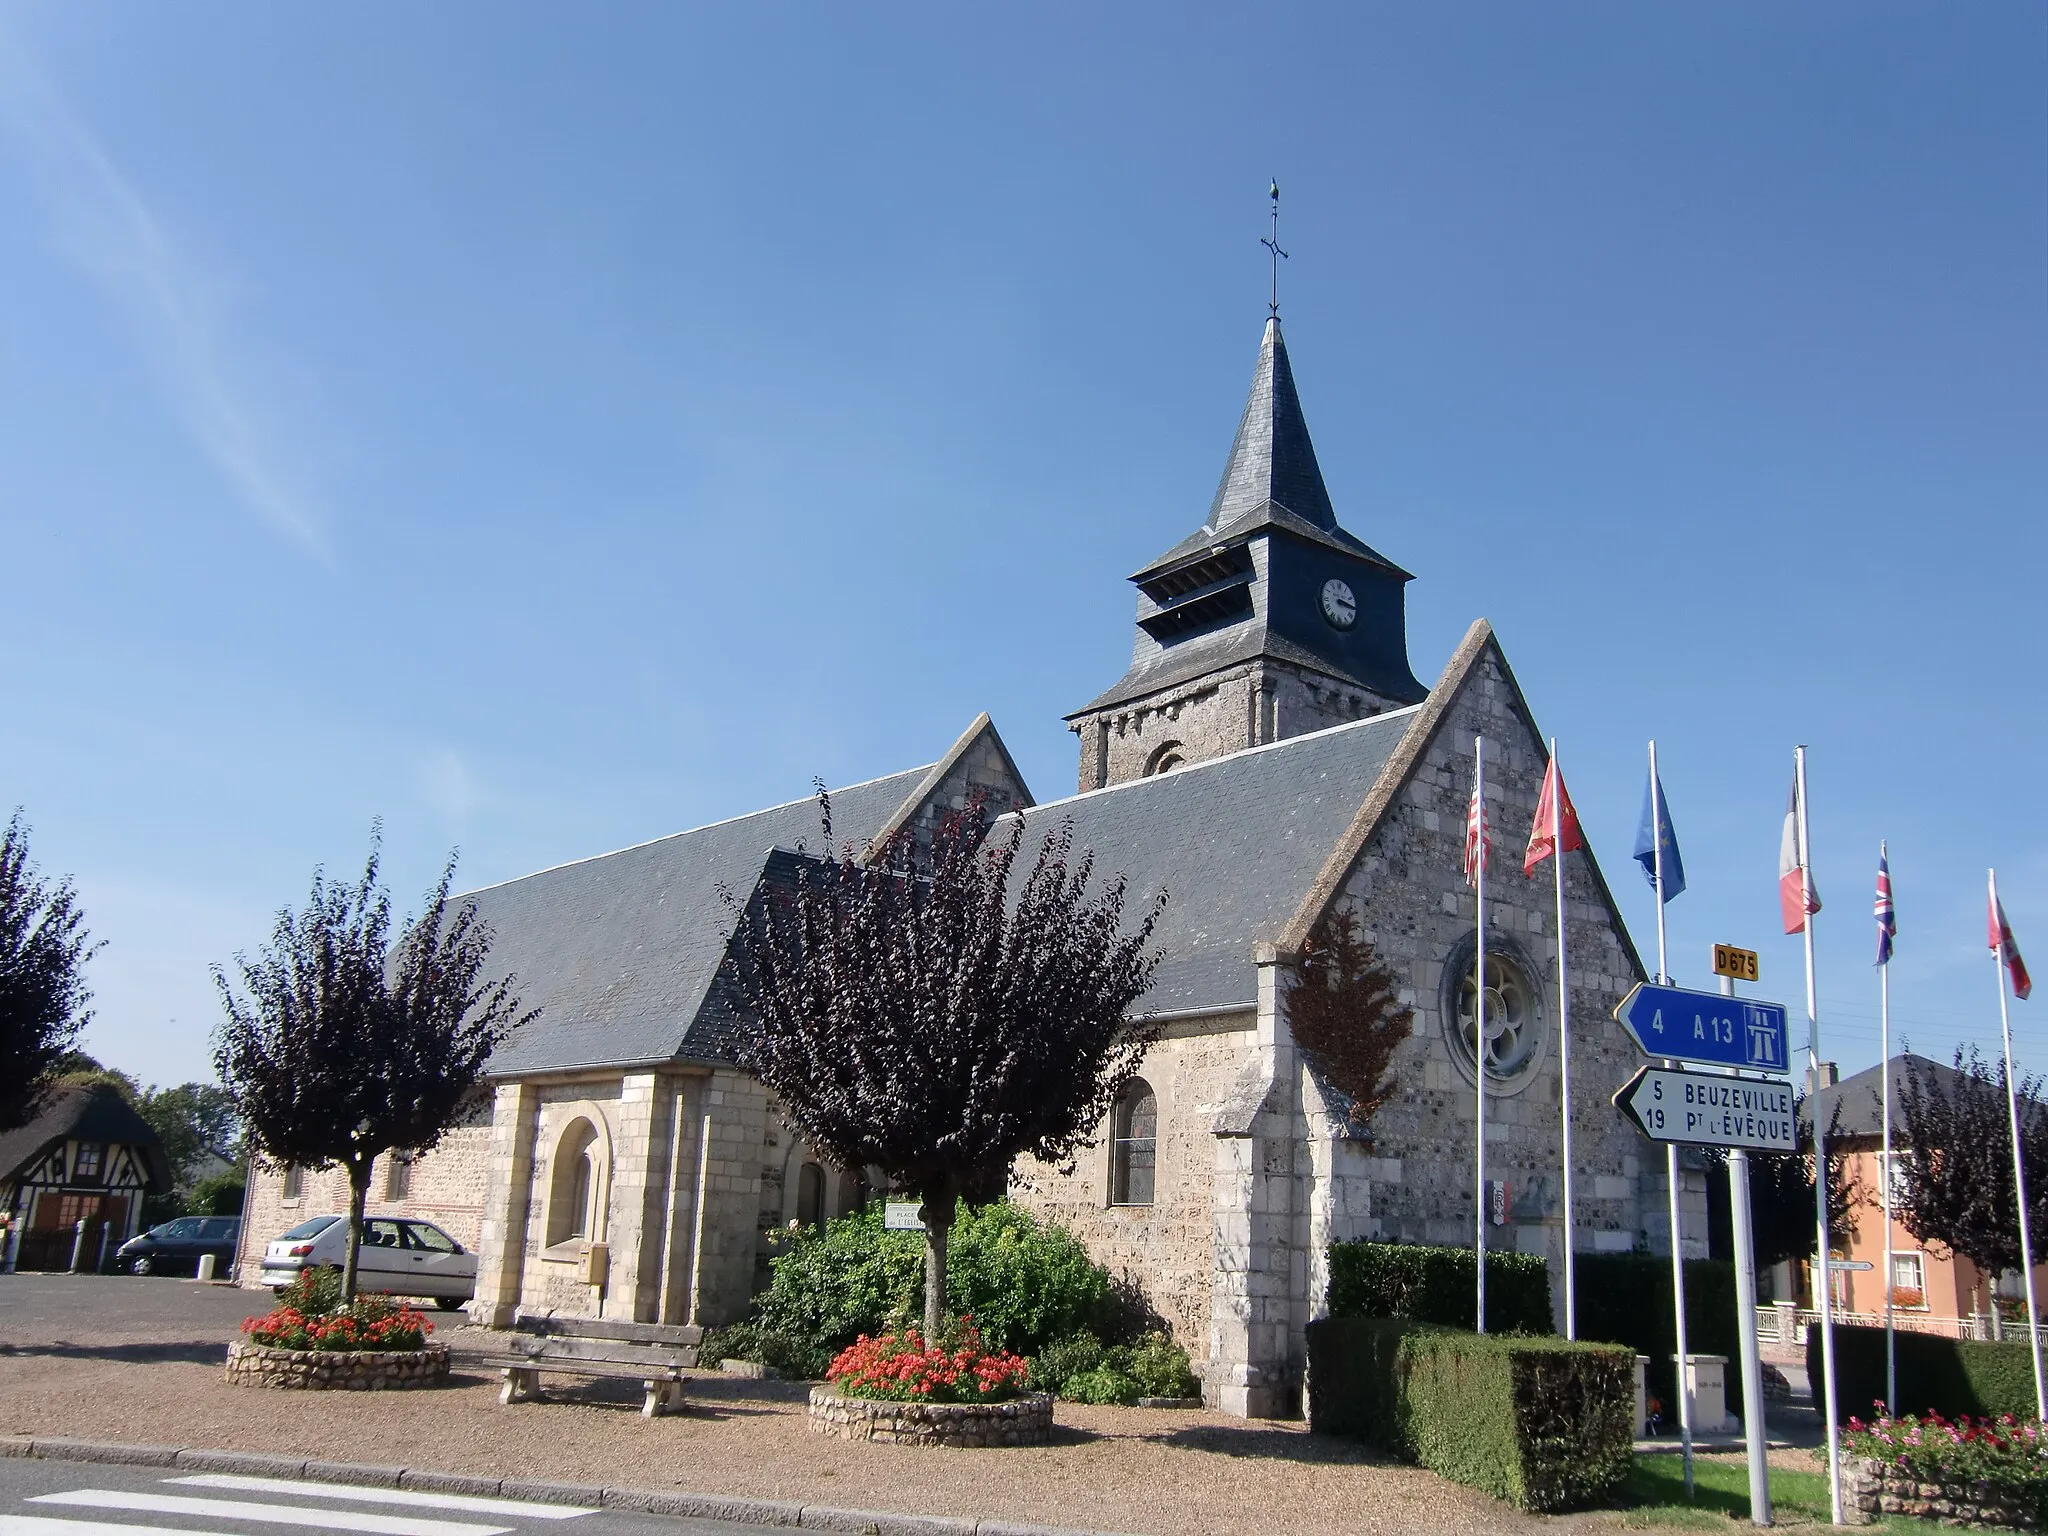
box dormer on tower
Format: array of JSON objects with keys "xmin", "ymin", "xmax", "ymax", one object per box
[{"xmin": 1066, "ymin": 317, "xmax": 1426, "ymax": 791}]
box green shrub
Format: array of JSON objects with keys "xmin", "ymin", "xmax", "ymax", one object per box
[
  {"xmin": 1573, "ymin": 1253, "xmax": 1743, "ymax": 1425},
  {"xmin": 1123, "ymin": 1330, "xmax": 1200, "ymax": 1399},
  {"xmin": 1307, "ymin": 1317, "xmax": 1634, "ymax": 1513},
  {"xmin": 1028, "ymin": 1332, "xmax": 1104, "ymax": 1394},
  {"xmin": 1025, "ymin": 1328, "xmax": 1198, "ymax": 1403},
  {"xmin": 698, "ymin": 1320, "xmax": 835, "ymax": 1380},
  {"xmin": 1809, "ymin": 1323, "xmax": 2041, "ymax": 1423},
  {"xmin": 756, "ymin": 1200, "xmax": 1116, "ymax": 1357},
  {"xmin": 190, "ymin": 1173, "xmax": 246, "ymax": 1217},
  {"xmin": 1327, "ymin": 1241, "xmax": 1552, "ymax": 1335}
]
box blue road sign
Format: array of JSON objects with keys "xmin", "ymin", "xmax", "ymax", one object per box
[{"xmin": 1613, "ymin": 981, "xmax": 1791, "ymax": 1074}]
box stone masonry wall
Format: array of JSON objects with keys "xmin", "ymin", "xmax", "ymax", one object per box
[
  {"xmin": 237, "ymin": 1108, "xmax": 494, "ymax": 1286},
  {"xmin": 1073, "ymin": 660, "xmax": 1409, "ymax": 793},
  {"xmin": 1013, "ymin": 1019, "xmax": 1257, "ymax": 1363},
  {"xmin": 1332, "ymin": 645, "xmax": 1649, "ymax": 1301}
]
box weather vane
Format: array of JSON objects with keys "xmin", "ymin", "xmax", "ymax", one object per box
[{"xmin": 1262, "ymin": 180, "xmax": 1288, "ymax": 320}]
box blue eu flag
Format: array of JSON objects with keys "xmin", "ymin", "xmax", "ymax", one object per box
[{"xmin": 1634, "ymin": 766, "xmax": 1685, "ymax": 902}]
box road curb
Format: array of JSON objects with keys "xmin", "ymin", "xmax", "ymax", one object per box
[{"xmin": 0, "ymin": 1436, "xmax": 1134, "ymax": 1536}]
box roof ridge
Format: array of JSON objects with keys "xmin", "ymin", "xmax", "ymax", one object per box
[{"xmin": 455, "ymin": 761, "xmax": 937, "ymax": 900}]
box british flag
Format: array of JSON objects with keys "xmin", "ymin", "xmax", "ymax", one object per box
[{"xmin": 1874, "ymin": 844, "xmax": 1896, "ymax": 967}]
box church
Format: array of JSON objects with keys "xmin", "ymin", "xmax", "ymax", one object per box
[{"xmin": 235, "ymin": 306, "xmax": 1673, "ymax": 1418}]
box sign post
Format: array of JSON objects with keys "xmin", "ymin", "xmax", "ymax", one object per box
[
  {"xmin": 1615, "ymin": 963, "xmax": 1791, "ymax": 1529},
  {"xmin": 1720, "ymin": 967, "xmax": 1772, "ymax": 1529}
]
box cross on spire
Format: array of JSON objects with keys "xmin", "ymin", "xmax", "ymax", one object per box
[{"xmin": 1261, "ymin": 180, "xmax": 1288, "ymax": 320}]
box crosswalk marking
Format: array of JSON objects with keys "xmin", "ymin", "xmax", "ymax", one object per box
[
  {"xmin": 4, "ymin": 1517, "xmax": 261, "ymax": 1536},
  {"xmin": 28, "ymin": 1492, "xmax": 509, "ymax": 1536},
  {"xmin": 165, "ymin": 1479, "xmax": 593, "ymax": 1521}
]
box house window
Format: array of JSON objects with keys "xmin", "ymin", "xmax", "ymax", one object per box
[
  {"xmin": 547, "ymin": 1119, "xmax": 601, "ymax": 1246},
  {"xmin": 72, "ymin": 1143, "xmax": 103, "ymax": 1183},
  {"xmin": 796, "ymin": 1163, "xmax": 826, "ymax": 1228},
  {"xmin": 384, "ymin": 1150, "xmax": 414, "ymax": 1201},
  {"xmin": 281, "ymin": 1165, "xmax": 303, "ymax": 1202},
  {"xmin": 1890, "ymin": 1252, "xmax": 1927, "ymax": 1310},
  {"xmin": 1110, "ymin": 1080, "xmax": 1157, "ymax": 1207}
]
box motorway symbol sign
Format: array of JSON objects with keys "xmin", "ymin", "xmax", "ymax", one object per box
[
  {"xmin": 1614, "ymin": 981, "xmax": 1791, "ymax": 1074},
  {"xmin": 1613, "ymin": 1066, "xmax": 1798, "ymax": 1152}
]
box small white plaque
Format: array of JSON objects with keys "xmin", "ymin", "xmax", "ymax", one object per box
[{"xmin": 884, "ymin": 1201, "xmax": 924, "ymax": 1231}]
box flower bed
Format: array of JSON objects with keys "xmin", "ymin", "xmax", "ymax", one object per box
[
  {"xmin": 808, "ymin": 1386, "xmax": 1054, "ymax": 1446},
  {"xmin": 1838, "ymin": 1408, "xmax": 2048, "ymax": 1529},
  {"xmin": 242, "ymin": 1299, "xmax": 433, "ymax": 1353},
  {"xmin": 826, "ymin": 1321, "xmax": 1030, "ymax": 1404},
  {"xmin": 226, "ymin": 1337, "xmax": 450, "ymax": 1390}
]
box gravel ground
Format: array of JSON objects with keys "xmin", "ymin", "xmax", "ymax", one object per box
[{"xmin": 0, "ymin": 1274, "xmax": 1700, "ymax": 1535}]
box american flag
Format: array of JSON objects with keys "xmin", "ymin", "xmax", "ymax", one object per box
[
  {"xmin": 1464, "ymin": 785, "xmax": 1491, "ymax": 889},
  {"xmin": 1874, "ymin": 844, "xmax": 1896, "ymax": 967}
]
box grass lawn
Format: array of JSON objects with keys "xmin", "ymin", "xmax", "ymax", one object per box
[{"xmin": 1618, "ymin": 1454, "xmax": 1919, "ymax": 1530}]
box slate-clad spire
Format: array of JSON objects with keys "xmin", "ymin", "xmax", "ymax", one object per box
[{"xmin": 1205, "ymin": 318, "xmax": 1338, "ymax": 535}]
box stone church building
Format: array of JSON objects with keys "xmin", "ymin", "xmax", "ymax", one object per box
[{"xmin": 237, "ymin": 313, "xmax": 1666, "ymax": 1417}]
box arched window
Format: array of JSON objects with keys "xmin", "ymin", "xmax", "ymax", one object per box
[
  {"xmin": 1144, "ymin": 742, "xmax": 1186, "ymax": 777},
  {"xmin": 796, "ymin": 1163, "xmax": 826, "ymax": 1228},
  {"xmin": 1110, "ymin": 1080, "xmax": 1157, "ymax": 1207},
  {"xmin": 547, "ymin": 1119, "xmax": 601, "ymax": 1246}
]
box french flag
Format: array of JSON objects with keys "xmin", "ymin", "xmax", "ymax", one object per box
[{"xmin": 1779, "ymin": 774, "xmax": 1821, "ymax": 934}]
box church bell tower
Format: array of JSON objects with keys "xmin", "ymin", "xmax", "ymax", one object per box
[{"xmin": 1065, "ymin": 312, "xmax": 1427, "ymax": 792}]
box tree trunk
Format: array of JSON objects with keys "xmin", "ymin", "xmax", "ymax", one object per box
[
  {"xmin": 918, "ymin": 1181, "xmax": 957, "ymax": 1343},
  {"xmin": 340, "ymin": 1163, "xmax": 370, "ymax": 1306}
]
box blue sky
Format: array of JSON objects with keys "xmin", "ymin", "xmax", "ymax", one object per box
[{"xmin": 1, "ymin": 3, "xmax": 2041, "ymax": 1091}]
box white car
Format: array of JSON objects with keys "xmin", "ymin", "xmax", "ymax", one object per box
[{"xmin": 259, "ymin": 1214, "xmax": 477, "ymax": 1310}]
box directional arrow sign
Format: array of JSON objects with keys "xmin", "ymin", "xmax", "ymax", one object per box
[
  {"xmin": 1613, "ymin": 981, "xmax": 1791, "ymax": 1074},
  {"xmin": 1613, "ymin": 1066, "xmax": 1798, "ymax": 1152}
]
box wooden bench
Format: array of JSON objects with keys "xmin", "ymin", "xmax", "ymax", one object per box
[{"xmin": 463, "ymin": 1315, "xmax": 702, "ymax": 1418}]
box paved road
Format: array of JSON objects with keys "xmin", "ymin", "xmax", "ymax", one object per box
[{"xmin": 0, "ymin": 1459, "xmax": 774, "ymax": 1536}]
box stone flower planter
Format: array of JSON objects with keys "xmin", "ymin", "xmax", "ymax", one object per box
[
  {"xmin": 808, "ymin": 1386, "xmax": 1053, "ymax": 1447},
  {"xmin": 225, "ymin": 1338, "xmax": 451, "ymax": 1391},
  {"xmin": 1844, "ymin": 1454, "xmax": 2041, "ymax": 1529}
]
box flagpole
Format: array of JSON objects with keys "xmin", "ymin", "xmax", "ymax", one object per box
[
  {"xmin": 1796, "ymin": 745, "xmax": 1843, "ymax": 1524},
  {"xmin": 1992, "ymin": 868, "xmax": 2046, "ymax": 1421},
  {"xmin": 1650, "ymin": 739, "xmax": 1693, "ymax": 1496},
  {"xmin": 1474, "ymin": 736, "xmax": 1488, "ymax": 1335},
  {"xmin": 1552, "ymin": 739, "xmax": 1576, "ymax": 1341},
  {"xmin": 1879, "ymin": 845, "xmax": 1895, "ymax": 1418}
]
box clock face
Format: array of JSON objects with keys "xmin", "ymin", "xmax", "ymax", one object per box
[{"xmin": 1321, "ymin": 578, "xmax": 1358, "ymax": 631}]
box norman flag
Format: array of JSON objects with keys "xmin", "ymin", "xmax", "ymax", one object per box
[
  {"xmin": 1874, "ymin": 845, "xmax": 1896, "ymax": 966},
  {"xmin": 1464, "ymin": 784, "xmax": 1491, "ymax": 890},
  {"xmin": 1779, "ymin": 775, "xmax": 1822, "ymax": 934},
  {"xmin": 1523, "ymin": 753, "xmax": 1587, "ymax": 877},
  {"xmin": 1990, "ymin": 878, "xmax": 2033, "ymax": 1001}
]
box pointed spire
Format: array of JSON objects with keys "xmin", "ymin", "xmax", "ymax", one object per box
[{"xmin": 1205, "ymin": 318, "xmax": 1338, "ymax": 534}]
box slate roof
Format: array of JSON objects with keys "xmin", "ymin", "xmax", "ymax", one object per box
[
  {"xmin": 0, "ymin": 1084, "xmax": 172, "ymax": 1192},
  {"xmin": 1133, "ymin": 319, "xmax": 1408, "ymax": 581},
  {"xmin": 999, "ymin": 706, "xmax": 1420, "ymax": 1016},
  {"xmin": 1074, "ymin": 613, "xmax": 1396, "ymax": 718},
  {"xmin": 481, "ymin": 765, "xmax": 936, "ymax": 1075}
]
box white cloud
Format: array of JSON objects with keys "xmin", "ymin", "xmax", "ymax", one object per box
[{"xmin": 0, "ymin": 28, "xmax": 329, "ymax": 554}]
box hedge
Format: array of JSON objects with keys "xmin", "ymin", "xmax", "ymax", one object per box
[
  {"xmin": 1306, "ymin": 1317, "xmax": 1634, "ymax": 1512},
  {"xmin": 1327, "ymin": 1241, "xmax": 1553, "ymax": 1335},
  {"xmin": 1808, "ymin": 1323, "xmax": 2043, "ymax": 1423},
  {"xmin": 1573, "ymin": 1252, "xmax": 1743, "ymax": 1424}
]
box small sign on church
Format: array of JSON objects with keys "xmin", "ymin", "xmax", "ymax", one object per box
[{"xmin": 884, "ymin": 1201, "xmax": 924, "ymax": 1231}]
